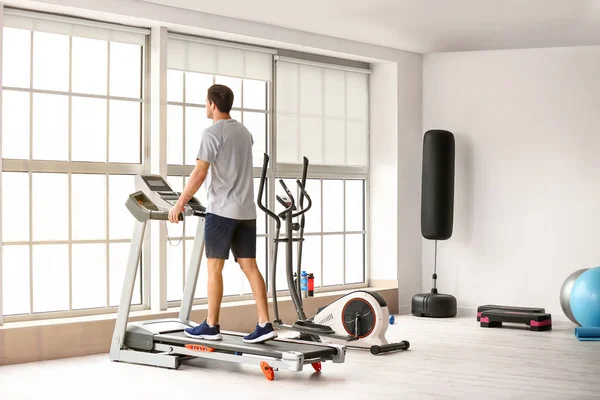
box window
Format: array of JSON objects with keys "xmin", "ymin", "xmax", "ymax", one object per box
[
  {"xmin": 275, "ymin": 58, "xmax": 369, "ymax": 167},
  {"xmin": 274, "ymin": 56, "xmax": 370, "ymax": 288},
  {"xmin": 164, "ymin": 34, "xmax": 274, "ymax": 304},
  {"xmin": 1, "ymin": 10, "xmax": 149, "ymax": 321}
]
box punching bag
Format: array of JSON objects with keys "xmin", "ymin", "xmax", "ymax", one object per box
[
  {"xmin": 421, "ymin": 129, "xmax": 455, "ymax": 240},
  {"xmin": 412, "ymin": 129, "xmax": 457, "ymax": 318}
]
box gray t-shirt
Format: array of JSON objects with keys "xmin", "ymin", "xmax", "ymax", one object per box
[{"xmin": 196, "ymin": 119, "xmax": 256, "ymax": 220}]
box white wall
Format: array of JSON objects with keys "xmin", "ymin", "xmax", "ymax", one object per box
[
  {"xmin": 423, "ymin": 46, "xmax": 600, "ymax": 316},
  {"xmin": 4, "ymin": 0, "xmax": 423, "ymax": 309}
]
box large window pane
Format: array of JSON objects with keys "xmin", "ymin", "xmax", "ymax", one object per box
[
  {"xmin": 109, "ymin": 242, "xmax": 141, "ymax": 306},
  {"xmin": 345, "ymin": 180, "xmax": 365, "ymax": 232},
  {"xmin": 32, "ymin": 31, "xmax": 69, "ymax": 92},
  {"xmin": 324, "ymin": 69, "xmax": 345, "ymax": 118},
  {"xmin": 32, "ymin": 173, "xmax": 68, "ymax": 241},
  {"xmin": 2, "ymin": 245, "xmax": 30, "ymax": 315},
  {"xmin": 167, "ymin": 242, "xmax": 184, "ymax": 302},
  {"xmin": 299, "ymin": 65, "xmax": 322, "ymax": 116},
  {"xmin": 346, "ymin": 72, "xmax": 368, "ymax": 120},
  {"xmin": 109, "ymin": 100, "xmax": 141, "ymax": 163},
  {"xmin": 276, "ymin": 62, "xmax": 298, "ymax": 114},
  {"xmin": 2, "ymin": 172, "xmax": 29, "ymax": 242},
  {"xmin": 303, "ymin": 179, "xmax": 321, "ymax": 233},
  {"xmin": 322, "ymin": 180, "xmax": 344, "ymax": 232},
  {"xmin": 2, "ymin": 90, "xmax": 30, "ymax": 160},
  {"xmin": 185, "ymin": 106, "xmax": 211, "ymax": 166},
  {"xmin": 324, "ymin": 119, "xmax": 345, "ymax": 165},
  {"xmin": 300, "ymin": 116, "xmax": 323, "ymax": 165},
  {"xmin": 276, "ymin": 115, "xmax": 298, "ymax": 163},
  {"xmin": 214, "ymin": 76, "xmax": 241, "ymax": 109},
  {"xmin": 3, "ymin": 27, "xmax": 31, "ymax": 88},
  {"xmin": 72, "ymin": 97, "xmax": 107, "ymax": 162},
  {"xmin": 347, "ymin": 121, "xmax": 368, "ymax": 166},
  {"xmin": 32, "ymin": 244, "xmax": 68, "ymax": 313},
  {"xmin": 185, "ymin": 72, "xmax": 212, "ymax": 105},
  {"xmin": 32, "ymin": 93, "xmax": 68, "ymax": 161},
  {"xmin": 167, "ymin": 105, "xmax": 183, "ymax": 165},
  {"xmin": 110, "ymin": 42, "xmax": 142, "ymax": 98},
  {"xmin": 72, "ymin": 37, "xmax": 108, "ymax": 95},
  {"xmin": 185, "ymin": 238, "xmax": 207, "ymax": 299},
  {"xmin": 72, "ymin": 243, "xmax": 107, "ymax": 309},
  {"xmin": 244, "ymin": 111, "xmax": 267, "ymax": 168},
  {"xmin": 322, "ymin": 235, "xmax": 343, "ymax": 286},
  {"xmin": 345, "ymin": 234, "xmax": 364, "ymax": 284},
  {"xmin": 243, "ymin": 79, "xmax": 267, "ymax": 110},
  {"xmin": 72, "ymin": 174, "xmax": 106, "ymax": 240},
  {"xmin": 109, "ymin": 175, "xmax": 135, "ymax": 239},
  {"xmin": 303, "ymin": 235, "xmax": 322, "ymax": 288},
  {"xmin": 167, "ymin": 69, "xmax": 184, "ymax": 103}
]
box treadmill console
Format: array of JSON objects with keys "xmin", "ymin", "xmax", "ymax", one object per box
[{"xmin": 126, "ymin": 175, "xmax": 206, "ymax": 222}]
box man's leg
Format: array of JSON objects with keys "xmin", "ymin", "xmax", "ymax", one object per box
[
  {"xmin": 232, "ymin": 219, "xmax": 277, "ymax": 343},
  {"xmin": 184, "ymin": 213, "xmax": 233, "ymax": 340},
  {"xmin": 238, "ymin": 258, "xmax": 269, "ymax": 324},
  {"xmin": 207, "ymin": 258, "xmax": 226, "ymax": 326}
]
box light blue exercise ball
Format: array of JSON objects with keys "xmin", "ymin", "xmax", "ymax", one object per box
[{"xmin": 570, "ymin": 267, "xmax": 600, "ymax": 327}]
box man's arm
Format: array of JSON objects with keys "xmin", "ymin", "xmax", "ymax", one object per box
[{"xmin": 176, "ymin": 159, "xmax": 210, "ymax": 207}]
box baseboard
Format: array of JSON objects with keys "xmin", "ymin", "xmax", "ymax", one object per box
[
  {"xmin": 396, "ymin": 306, "xmax": 475, "ymax": 316},
  {"xmin": 0, "ymin": 287, "xmax": 398, "ymax": 366},
  {"xmin": 398, "ymin": 306, "xmax": 412, "ymax": 315},
  {"xmin": 369, "ymin": 279, "xmax": 398, "ymax": 289}
]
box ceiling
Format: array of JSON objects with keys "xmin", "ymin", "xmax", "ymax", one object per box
[{"xmin": 141, "ymin": 0, "xmax": 600, "ymax": 53}]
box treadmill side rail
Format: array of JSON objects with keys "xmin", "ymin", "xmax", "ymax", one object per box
[
  {"xmin": 154, "ymin": 343, "xmax": 304, "ymax": 372},
  {"xmin": 111, "ymin": 347, "xmax": 179, "ymax": 369}
]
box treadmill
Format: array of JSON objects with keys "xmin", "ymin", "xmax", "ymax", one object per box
[{"xmin": 109, "ymin": 175, "xmax": 346, "ymax": 380}]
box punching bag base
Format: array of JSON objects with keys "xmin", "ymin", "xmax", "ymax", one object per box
[{"xmin": 411, "ymin": 292, "xmax": 457, "ymax": 318}]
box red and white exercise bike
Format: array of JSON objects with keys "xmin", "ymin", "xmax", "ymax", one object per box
[{"xmin": 257, "ymin": 154, "xmax": 410, "ymax": 355}]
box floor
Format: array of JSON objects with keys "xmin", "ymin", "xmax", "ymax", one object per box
[{"xmin": 0, "ymin": 315, "xmax": 598, "ymax": 400}]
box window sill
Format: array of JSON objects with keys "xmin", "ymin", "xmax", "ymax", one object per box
[{"xmin": 0, "ymin": 281, "xmax": 397, "ymax": 330}]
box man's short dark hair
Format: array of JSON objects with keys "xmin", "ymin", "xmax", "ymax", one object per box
[{"xmin": 207, "ymin": 84, "xmax": 234, "ymax": 113}]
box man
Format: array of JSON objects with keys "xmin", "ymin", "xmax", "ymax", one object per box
[{"xmin": 168, "ymin": 84, "xmax": 276, "ymax": 344}]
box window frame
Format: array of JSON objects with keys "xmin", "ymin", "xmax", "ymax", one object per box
[
  {"xmin": 0, "ymin": 14, "xmax": 150, "ymax": 323},
  {"xmin": 270, "ymin": 54, "xmax": 371, "ymax": 294},
  {"xmin": 0, "ymin": 22, "xmax": 372, "ymax": 324},
  {"xmin": 164, "ymin": 70, "xmax": 272, "ymax": 308}
]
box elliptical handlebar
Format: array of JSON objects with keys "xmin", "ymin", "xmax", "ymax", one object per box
[
  {"xmin": 292, "ymin": 180, "xmax": 312, "ymax": 218},
  {"xmin": 257, "ymin": 154, "xmax": 280, "ymax": 229}
]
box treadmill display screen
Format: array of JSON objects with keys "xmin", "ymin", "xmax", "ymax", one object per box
[
  {"xmin": 141, "ymin": 176, "xmax": 171, "ymax": 192},
  {"xmin": 147, "ymin": 179, "xmax": 166, "ymax": 188}
]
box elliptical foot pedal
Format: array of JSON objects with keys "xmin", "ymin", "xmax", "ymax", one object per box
[
  {"xmin": 293, "ymin": 320, "xmax": 335, "ymax": 335},
  {"xmin": 477, "ymin": 304, "xmax": 545, "ymax": 321},
  {"xmin": 370, "ymin": 340, "xmax": 410, "ymax": 355},
  {"xmin": 479, "ymin": 309, "xmax": 552, "ymax": 331}
]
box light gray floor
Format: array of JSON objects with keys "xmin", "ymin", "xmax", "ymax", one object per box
[{"xmin": 1, "ymin": 315, "xmax": 598, "ymax": 400}]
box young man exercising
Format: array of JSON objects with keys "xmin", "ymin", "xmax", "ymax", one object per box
[{"xmin": 168, "ymin": 84, "xmax": 276, "ymax": 344}]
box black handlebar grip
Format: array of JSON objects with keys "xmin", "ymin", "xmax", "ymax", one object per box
[{"xmin": 370, "ymin": 341, "xmax": 410, "ymax": 355}]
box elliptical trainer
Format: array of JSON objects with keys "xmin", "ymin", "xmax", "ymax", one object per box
[{"xmin": 257, "ymin": 153, "xmax": 410, "ymax": 355}]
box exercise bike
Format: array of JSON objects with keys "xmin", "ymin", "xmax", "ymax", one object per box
[{"xmin": 257, "ymin": 153, "xmax": 410, "ymax": 355}]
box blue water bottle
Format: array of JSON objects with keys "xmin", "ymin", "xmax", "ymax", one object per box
[{"xmin": 301, "ymin": 271, "xmax": 308, "ymax": 298}]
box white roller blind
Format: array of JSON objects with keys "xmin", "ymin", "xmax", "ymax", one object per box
[
  {"xmin": 276, "ymin": 58, "xmax": 370, "ymax": 167},
  {"xmin": 4, "ymin": 9, "xmax": 149, "ymax": 46},
  {"xmin": 167, "ymin": 34, "xmax": 274, "ymax": 82}
]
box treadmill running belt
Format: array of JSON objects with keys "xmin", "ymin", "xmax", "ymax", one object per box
[{"xmin": 155, "ymin": 331, "xmax": 339, "ymax": 360}]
